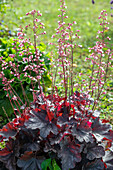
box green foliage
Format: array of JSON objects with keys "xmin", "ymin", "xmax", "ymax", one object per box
[
  {"xmin": 41, "ymin": 158, "xmax": 53, "ymax": 170},
  {"xmin": 0, "ymin": 0, "xmax": 16, "ymax": 38},
  {"xmin": 0, "ymin": 141, "xmax": 5, "ymax": 150},
  {"xmin": 52, "ymin": 159, "xmax": 61, "ymax": 170},
  {"xmin": 0, "ymin": 37, "xmax": 15, "ymax": 58},
  {"xmin": 40, "ymin": 158, "xmax": 61, "ymax": 170},
  {"xmin": 0, "ymin": 0, "xmax": 8, "ymax": 18}
]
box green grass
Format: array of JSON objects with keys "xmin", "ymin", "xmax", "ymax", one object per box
[{"xmin": 2, "ymin": 0, "xmax": 113, "ymax": 48}]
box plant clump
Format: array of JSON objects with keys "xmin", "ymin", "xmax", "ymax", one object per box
[
  {"xmin": 0, "ymin": 92, "xmax": 113, "ymax": 170},
  {"xmin": 0, "ymin": 0, "xmax": 113, "ymax": 170}
]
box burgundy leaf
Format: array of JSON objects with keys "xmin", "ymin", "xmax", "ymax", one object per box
[
  {"xmin": 46, "ymin": 94, "xmax": 66, "ymax": 103},
  {"xmin": 78, "ymin": 119, "xmax": 92, "ymax": 131},
  {"xmin": 0, "ymin": 148, "xmax": 11, "ymax": 157},
  {"xmin": 74, "ymin": 91, "xmax": 80, "ymax": 97},
  {"xmin": 74, "ymin": 92, "xmax": 93, "ymax": 106},
  {"xmin": 58, "ymin": 138, "xmax": 81, "ymax": 170},
  {"xmin": 0, "ymin": 139, "xmax": 19, "ymax": 170},
  {"xmin": 19, "ymin": 151, "xmax": 34, "ymax": 160},
  {"xmin": 0, "ymin": 123, "xmax": 17, "ymax": 139},
  {"xmin": 40, "ymin": 122, "xmax": 58, "ymax": 138}
]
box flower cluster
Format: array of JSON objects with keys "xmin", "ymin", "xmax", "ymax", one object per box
[
  {"xmin": 75, "ymin": 10, "xmax": 113, "ymax": 111},
  {"xmin": 50, "ymin": 0, "xmax": 81, "ymax": 99},
  {"xmin": 0, "ymin": 11, "xmax": 51, "ymax": 116}
]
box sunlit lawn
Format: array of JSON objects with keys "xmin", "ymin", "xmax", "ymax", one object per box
[{"xmin": 3, "ymin": 0, "xmax": 113, "ymax": 48}]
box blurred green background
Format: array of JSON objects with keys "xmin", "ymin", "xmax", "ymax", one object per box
[{"xmin": 1, "ymin": 0, "xmax": 113, "ymax": 47}]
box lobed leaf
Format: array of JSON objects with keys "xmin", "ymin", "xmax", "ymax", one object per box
[
  {"xmin": 71, "ymin": 119, "xmax": 94, "ymax": 143},
  {"xmin": 103, "ymin": 150, "xmax": 113, "ymax": 170},
  {"xmin": 17, "ymin": 157, "xmax": 43, "ymax": 170},
  {"xmin": 25, "ymin": 116, "xmax": 58, "ymax": 138},
  {"xmin": 84, "ymin": 159, "xmax": 105, "ymax": 170},
  {"xmin": 58, "ymin": 138, "xmax": 81, "ymax": 170}
]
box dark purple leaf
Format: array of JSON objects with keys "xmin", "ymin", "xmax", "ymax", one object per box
[
  {"xmin": 103, "ymin": 150, "xmax": 113, "ymax": 170},
  {"xmin": 57, "ymin": 104, "xmax": 70, "ymax": 124},
  {"xmin": 0, "ymin": 135, "xmax": 3, "ymax": 142},
  {"xmin": 73, "ymin": 92, "xmax": 93, "ymax": 105},
  {"xmin": 92, "ymin": 118, "xmax": 111, "ymax": 134},
  {"xmin": 71, "ymin": 119, "xmax": 94, "ymax": 143},
  {"xmin": 85, "ymin": 145, "xmax": 105, "ymax": 160},
  {"xmin": 78, "ymin": 119, "xmax": 92, "ymax": 131},
  {"xmin": 17, "ymin": 157, "xmax": 43, "ymax": 170},
  {"xmin": 58, "ymin": 138, "xmax": 81, "ymax": 170},
  {"xmin": 49, "ymin": 133, "xmax": 62, "ymax": 145},
  {"xmin": 27, "ymin": 142, "xmax": 40, "ymax": 152},
  {"xmin": 0, "ymin": 161, "xmax": 7, "ymax": 170},
  {"xmin": 92, "ymin": 118, "xmax": 112, "ymax": 141},
  {"xmin": 44, "ymin": 141, "xmax": 59, "ymax": 153},
  {"xmin": 0, "ymin": 154, "xmax": 16, "ymax": 170},
  {"xmin": 57, "ymin": 114, "xmax": 69, "ymax": 126},
  {"xmin": 84, "ymin": 159, "xmax": 105, "ymax": 170},
  {"xmin": 25, "ymin": 116, "xmax": 58, "ymax": 138}
]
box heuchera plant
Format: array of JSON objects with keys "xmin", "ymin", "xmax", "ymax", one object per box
[
  {"xmin": 0, "ymin": 92, "xmax": 113, "ymax": 170},
  {"xmin": 0, "ymin": 0, "xmax": 113, "ymax": 170}
]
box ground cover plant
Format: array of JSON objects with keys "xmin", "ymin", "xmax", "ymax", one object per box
[{"xmin": 0, "ymin": 0, "xmax": 113, "ymax": 170}]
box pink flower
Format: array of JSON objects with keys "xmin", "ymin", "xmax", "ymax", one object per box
[{"xmin": 12, "ymin": 95, "xmax": 17, "ymax": 101}]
